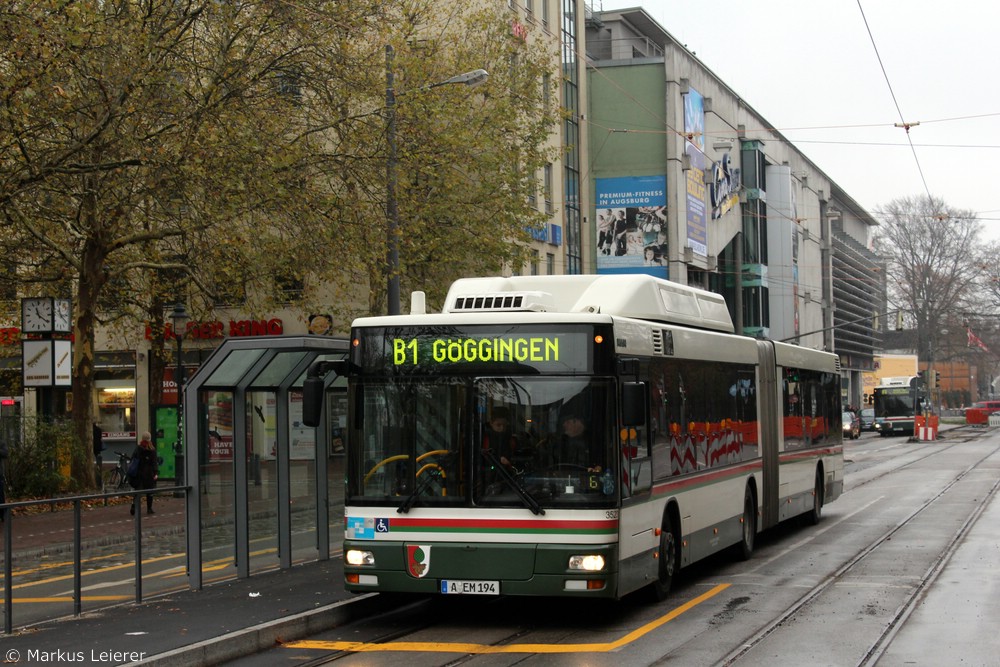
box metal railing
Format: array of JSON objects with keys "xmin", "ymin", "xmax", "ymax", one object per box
[{"xmin": 1, "ymin": 485, "xmax": 188, "ymax": 634}]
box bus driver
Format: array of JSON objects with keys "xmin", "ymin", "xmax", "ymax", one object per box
[{"xmin": 483, "ymin": 407, "xmax": 518, "ymax": 468}]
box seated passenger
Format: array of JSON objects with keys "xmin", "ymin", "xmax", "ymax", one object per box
[{"xmin": 556, "ymin": 410, "xmax": 591, "ymax": 468}]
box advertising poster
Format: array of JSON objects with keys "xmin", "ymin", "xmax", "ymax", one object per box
[
  {"xmin": 54, "ymin": 340, "xmax": 72, "ymax": 386},
  {"xmin": 683, "ymin": 88, "xmax": 708, "ymax": 256},
  {"xmin": 22, "ymin": 340, "xmax": 53, "ymax": 387},
  {"xmin": 289, "ymin": 390, "xmax": 315, "ymax": 460},
  {"xmin": 154, "ymin": 406, "xmax": 178, "ymax": 479},
  {"xmin": 709, "ymin": 153, "xmax": 741, "ymax": 220},
  {"xmin": 249, "ymin": 394, "xmax": 278, "ymax": 460},
  {"xmin": 207, "ymin": 391, "xmax": 234, "ymax": 461},
  {"xmin": 328, "ymin": 393, "xmax": 347, "ymax": 456},
  {"xmin": 595, "ymin": 175, "xmax": 668, "ymax": 278}
]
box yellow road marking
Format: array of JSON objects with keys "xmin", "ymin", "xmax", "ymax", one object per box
[
  {"xmin": 0, "ymin": 551, "xmax": 185, "ymax": 591},
  {"xmin": 2, "ymin": 538, "xmax": 342, "ymax": 602},
  {"xmin": 7, "ymin": 553, "xmax": 127, "ymax": 577},
  {"xmin": 286, "ymin": 583, "xmax": 731, "ymax": 654},
  {"xmin": 13, "ymin": 596, "xmax": 131, "ymax": 604},
  {"xmin": 2, "ymin": 545, "xmax": 280, "ymax": 590}
]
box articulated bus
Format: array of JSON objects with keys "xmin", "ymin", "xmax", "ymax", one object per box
[
  {"xmin": 304, "ymin": 275, "xmax": 843, "ymax": 600},
  {"xmin": 873, "ymin": 376, "xmax": 925, "ymax": 437}
]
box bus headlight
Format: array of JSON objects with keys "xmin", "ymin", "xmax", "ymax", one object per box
[
  {"xmin": 345, "ymin": 549, "xmax": 375, "ymax": 566},
  {"xmin": 568, "ymin": 554, "xmax": 605, "ymax": 571}
]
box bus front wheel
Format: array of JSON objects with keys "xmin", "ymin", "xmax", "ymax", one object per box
[{"xmin": 650, "ymin": 512, "xmax": 679, "ymax": 601}]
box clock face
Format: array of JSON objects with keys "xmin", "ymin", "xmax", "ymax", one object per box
[
  {"xmin": 22, "ymin": 298, "xmax": 54, "ymax": 333},
  {"xmin": 54, "ymin": 299, "xmax": 72, "ymax": 332}
]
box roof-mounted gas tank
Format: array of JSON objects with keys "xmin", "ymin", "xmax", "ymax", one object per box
[{"xmin": 442, "ymin": 275, "xmax": 734, "ymax": 333}]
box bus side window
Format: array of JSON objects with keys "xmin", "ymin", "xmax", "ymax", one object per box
[
  {"xmin": 622, "ymin": 382, "xmax": 644, "ymax": 426},
  {"xmin": 622, "ymin": 382, "xmax": 651, "ymax": 494}
]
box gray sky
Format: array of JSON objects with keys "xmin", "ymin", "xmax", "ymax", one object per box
[{"xmin": 597, "ymin": 0, "xmax": 1000, "ymax": 238}]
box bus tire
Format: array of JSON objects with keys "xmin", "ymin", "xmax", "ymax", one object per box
[
  {"xmin": 805, "ymin": 468, "xmax": 824, "ymax": 526},
  {"xmin": 649, "ymin": 511, "xmax": 679, "ymax": 601},
  {"xmin": 736, "ymin": 484, "xmax": 756, "ymax": 561}
]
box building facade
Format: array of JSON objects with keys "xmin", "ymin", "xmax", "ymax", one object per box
[{"xmin": 585, "ymin": 7, "xmax": 880, "ymax": 400}]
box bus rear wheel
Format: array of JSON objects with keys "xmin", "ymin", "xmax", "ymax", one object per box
[
  {"xmin": 805, "ymin": 469, "xmax": 824, "ymax": 526},
  {"xmin": 649, "ymin": 512, "xmax": 678, "ymax": 601},
  {"xmin": 736, "ymin": 485, "xmax": 756, "ymax": 561}
]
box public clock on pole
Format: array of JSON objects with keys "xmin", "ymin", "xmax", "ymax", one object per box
[
  {"xmin": 54, "ymin": 298, "xmax": 72, "ymax": 333},
  {"xmin": 21, "ymin": 297, "xmax": 54, "ymax": 333}
]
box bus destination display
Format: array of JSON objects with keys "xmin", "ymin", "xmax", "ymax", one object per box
[
  {"xmin": 393, "ymin": 335, "xmax": 559, "ymax": 366},
  {"xmin": 354, "ymin": 325, "xmax": 606, "ymax": 375}
]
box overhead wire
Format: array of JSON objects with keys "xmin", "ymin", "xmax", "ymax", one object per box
[{"xmin": 855, "ymin": 0, "xmax": 933, "ymax": 202}]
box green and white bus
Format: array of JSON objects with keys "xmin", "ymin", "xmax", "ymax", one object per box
[
  {"xmin": 873, "ymin": 375, "xmax": 925, "ymax": 437},
  {"xmin": 304, "ymin": 275, "xmax": 843, "ymax": 599}
]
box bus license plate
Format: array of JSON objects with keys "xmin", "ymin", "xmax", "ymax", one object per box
[{"xmin": 440, "ymin": 579, "xmax": 499, "ymax": 595}]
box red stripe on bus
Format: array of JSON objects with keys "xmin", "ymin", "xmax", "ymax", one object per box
[
  {"xmin": 651, "ymin": 460, "xmax": 762, "ymax": 494},
  {"xmin": 389, "ymin": 518, "xmax": 618, "ymax": 530}
]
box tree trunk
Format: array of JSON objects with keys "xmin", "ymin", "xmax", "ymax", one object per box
[{"xmin": 70, "ymin": 185, "xmax": 108, "ymax": 488}]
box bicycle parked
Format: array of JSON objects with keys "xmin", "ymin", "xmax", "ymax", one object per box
[{"xmin": 103, "ymin": 452, "xmax": 132, "ymax": 491}]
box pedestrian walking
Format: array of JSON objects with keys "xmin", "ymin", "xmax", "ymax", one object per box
[
  {"xmin": 130, "ymin": 432, "xmax": 159, "ymax": 515},
  {"xmin": 93, "ymin": 422, "xmax": 104, "ymax": 486},
  {"xmin": 93, "ymin": 422, "xmax": 104, "ymax": 466}
]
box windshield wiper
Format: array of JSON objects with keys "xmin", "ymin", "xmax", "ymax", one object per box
[
  {"xmin": 397, "ymin": 465, "xmax": 443, "ymax": 514},
  {"xmin": 481, "ymin": 448, "xmax": 545, "ymax": 515}
]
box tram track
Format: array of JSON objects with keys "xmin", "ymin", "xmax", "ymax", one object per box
[
  {"xmin": 718, "ymin": 438, "xmax": 1000, "ymax": 667},
  {"xmin": 844, "ymin": 426, "xmax": 981, "ymax": 492}
]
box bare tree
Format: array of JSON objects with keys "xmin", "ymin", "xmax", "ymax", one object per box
[{"xmin": 874, "ymin": 195, "xmax": 990, "ymax": 363}]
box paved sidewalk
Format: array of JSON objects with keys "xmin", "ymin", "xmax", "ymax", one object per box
[{"xmin": 2, "ymin": 493, "xmax": 186, "ymax": 563}]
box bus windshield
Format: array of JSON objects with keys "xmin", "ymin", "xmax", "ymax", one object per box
[
  {"xmin": 874, "ymin": 386, "xmax": 916, "ymax": 418},
  {"xmin": 346, "ymin": 376, "xmax": 617, "ymax": 511}
]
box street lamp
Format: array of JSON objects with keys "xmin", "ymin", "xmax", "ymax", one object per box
[
  {"xmin": 385, "ymin": 44, "xmax": 489, "ymax": 315},
  {"xmin": 170, "ymin": 302, "xmax": 190, "ymax": 494}
]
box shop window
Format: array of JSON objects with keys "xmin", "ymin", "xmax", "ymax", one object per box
[
  {"xmin": 544, "ymin": 163, "xmax": 553, "ymax": 214},
  {"xmin": 97, "ymin": 384, "xmax": 136, "ymax": 441},
  {"xmin": 275, "ymin": 273, "xmax": 304, "ymax": 303}
]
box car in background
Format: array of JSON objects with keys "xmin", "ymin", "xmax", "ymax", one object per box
[
  {"xmin": 842, "ymin": 410, "xmax": 861, "ymax": 439},
  {"xmin": 859, "ymin": 407, "xmax": 876, "ymax": 431}
]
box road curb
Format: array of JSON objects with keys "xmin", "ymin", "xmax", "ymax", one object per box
[{"xmin": 128, "ymin": 593, "xmax": 391, "ymax": 667}]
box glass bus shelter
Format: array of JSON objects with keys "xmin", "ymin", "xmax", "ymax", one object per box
[{"xmin": 183, "ymin": 335, "xmax": 349, "ymax": 589}]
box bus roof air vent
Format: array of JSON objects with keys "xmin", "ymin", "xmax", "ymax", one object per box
[
  {"xmin": 447, "ymin": 291, "xmax": 556, "ymax": 313},
  {"xmin": 653, "ymin": 329, "xmax": 674, "ymax": 356}
]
